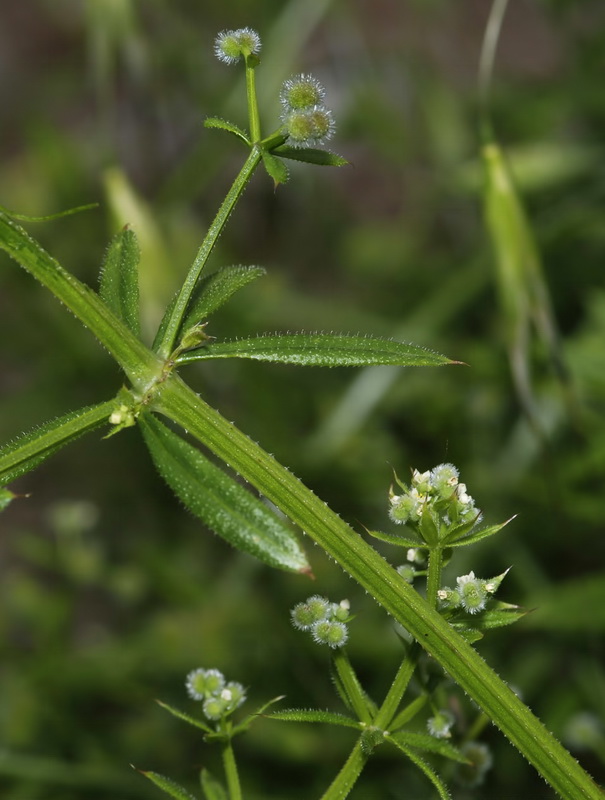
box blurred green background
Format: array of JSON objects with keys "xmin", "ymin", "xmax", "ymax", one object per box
[{"xmin": 1, "ymin": 0, "xmax": 605, "ymax": 797}]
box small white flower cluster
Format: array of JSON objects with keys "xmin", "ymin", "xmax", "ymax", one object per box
[
  {"xmin": 185, "ymin": 667, "xmax": 246, "ymax": 721},
  {"xmin": 389, "ymin": 463, "xmax": 480, "ymax": 530},
  {"xmin": 214, "ymin": 27, "xmax": 261, "ymax": 65},
  {"xmin": 427, "ymin": 708, "xmax": 455, "ymax": 739},
  {"xmin": 279, "ymin": 74, "xmax": 335, "ymax": 149},
  {"xmin": 437, "ymin": 569, "xmax": 508, "ymax": 615},
  {"xmin": 291, "ymin": 595, "xmax": 350, "ymax": 648}
]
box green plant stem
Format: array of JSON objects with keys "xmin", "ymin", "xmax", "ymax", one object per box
[
  {"xmin": 0, "ymin": 212, "xmax": 162, "ymax": 393},
  {"xmin": 245, "ymin": 58, "xmax": 261, "ymax": 143},
  {"xmin": 221, "ymin": 740, "xmax": 241, "ymax": 800},
  {"xmin": 332, "ymin": 649, "xmax": 373, "ymax": 725},
  {"xmin": 426, "ymin": 547, "xmax": 445, "ymax": 610},
  {"xmin": 478, "ymin": 0, "xmax": 510, "ymax": 141},
  {"xmin": 320, "ymin": 737, "xmax": 368, "ymax": 800},
  {"xmin": 154, "ymin": 147, "xmax": 263, "ymax": 359},
  {"xmin": 153, "ymin": 374, "xmax": 602, "ymax": 800},
  {"xmin": 373, "ymin": 645, "xmax": 418, "ymax": 730}
]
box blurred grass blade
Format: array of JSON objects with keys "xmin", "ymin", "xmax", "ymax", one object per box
[
  {"xmin": 179, "ymin": 266, "xmax": 266, "ymax": 340},
  {"xmin": 482, "ymin": 140, "xmax": 571, "ymax": 430},
  {"xmin": 200, "ymin": 769, "xmax": 227, "ymax": 800},
  {"xmin": 176, "ymin": 333, "xmax": 457, "ymax": 368},
  {"xmin": 272, "ymin": 146, "xmax": 348, "ymax": 167},
  {"xmin": 139, "ymin": 770, "xmax": 199, "ymax": 800},
  {"xmin": 139, "ymin": 414, "xmax": 310, "ymax": 573},
  {"xmin": 0, "ymin": 401, "xmax": 115, "ymax": 486},
  {"xmin": 0, "ymin": 488, "xmax": 17, "ymax": 511},
  {"xmin": 0, "ymin": 201, "xmax": 99, "ymax": 221},
  {"xmin": 99, "ymin": 226, "xmax": 141, "ymax": 336}
]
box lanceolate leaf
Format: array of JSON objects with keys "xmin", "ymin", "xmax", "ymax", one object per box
[
  {"xmin": 99, "ymin": 226, "xmax": 141, "ymax": 336},
  {"xmin": 272, "ymin": 146, "xmax": 348, "ymax": 167},
  {"xmin": 266, "ymin": 709, "xmax": 362, "ymax": 729},
  {"xmin": 389, "ymin": 731, "xmax": 468, "ymax": 763},
  {"xmin": 0, "ymin": 401, "xmax": 115, "ymax": 487},
  {"xmin": 204, "ymin": 117, "xmax": 250, "ymax": 146},
  {"xmin": 388, "ymin": 741, "xmax": 452, "ymax": 800},
  {"xmin": 155, "ymin": 701, "xmax": 213, "ymax": 734},
  {"xmin": 200, "ymin": 769, "xmax": 227, "ymax": 800},
  {"xmin": 261, "ymin": 151, "xmax": 289, "ymax": 187},
  {"xmin": 176, "ymin": 333, "xmax": 457, "ymax": 368},
  {"xmin": 366, "ymin": 529, "xmax": 423, "ymax": 548},
  {"xmin": 139, "ymin": 414, "xmax": 309, "ymax": 574},
  {"xmin": 138, "ymin": 770, "xmax": 199, "ymax": 800},
  {"xmin": 179, "ymin": 266, "xmax": 266, "ymax": 341},
  {"xmin": 447, "ymin": 517, "xmax": 514, "ymax": 547}
]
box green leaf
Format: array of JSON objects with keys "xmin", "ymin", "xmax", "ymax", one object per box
[
  {"xmin": 389, "ymin": 731, "xmax": 468, "ymax": 763},
  {"xmin": 265, "ymin": 709, "xmax": 362, "ymax": 730},
  {"xmin": 233, "ymin": 695, "xmax": 285, "ymax": 734},
  {"xmin": 204, "ymin": 117, "xmax": 250, "ymax": 145},
  {"xmin": 331, "ymin": 649, "xmax": 376, "ymax": 725},
  {"xmin": 0, "ymin": 401, "xmax": 115, "ymax": 487},
  {"xmin": 261, "ymin": 151, "xmax": 289, "ymax": 187},
  {"xmin": 139, "ymin": 414, "xmax": 309, "ymax": 574},
  {"xmin": 139, "ymin": 770, "xmax": 199, "ymax": 800},
  {"xmin": 387, "ymin": 741, "xmax": 452, "ymax": 800},
  {"xmin": 155, "ymin": 700, "xmax": 213, "ymax": 734},
  {"xmin": 366, "ymin": 529, "xmax": 423, "ymax": 548},
  {"xmin": 0, "ymin": 487, "xmax": 18, "ymax": 511},
  {"xmin": 178, "ymin": 266, "xmax": 266, "ymax": 343},
  {"xmin": 388, "ymin": 695, "xmax": 428, "ymax": 732},
  {"xmin": 445, "ymin": 517, "xmax": 514, "ymax": 547},
  {"xmin": 176, "ymin": 333, "xmax": 457, "ymax": 368},
  {"xmin": 272, "ymin": 145, "xmax": 349, "ymax": 167},
  {"xmin": 200, "ymin": 769, "xmax": 227, "ymax": 800},
  {"xmin": 474, "ymin": 601, "xmax": 528, "ymax": 631},
  {"xmin": 0, "ymin": 201, "xmax": 99, "ymax": 222},
  {"xmin": 99, "ymin": 226, "xmax": 141, "ymax": 336}
]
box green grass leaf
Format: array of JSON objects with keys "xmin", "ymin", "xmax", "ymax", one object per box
[
  {"xmin": 176, "ymin": 332, "xmax": 458, "ymax": 368},
  {"xmin": 139, "ymin": 414, "xmax": 310, "ymax": 574},
  {"xmin": 99, "ymin": 226, "xmax": 141, "ymax": 336}
]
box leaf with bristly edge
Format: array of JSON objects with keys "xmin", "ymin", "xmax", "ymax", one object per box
[
  {"xmin": 137, "ymin": 770, "xmax": 199, "ymax": 800},
  {"xmin": 99, "ymin": 226, "xmax": 141, "ymax": 335},
  {"xmin": 272, "ymin": 145, "xmax": 348, "ymax": 167},
  {"xmin": 204, "ymin": 117, "xmax": 250, "ymax": 145},
  {"xmin": 265, "ymin": 709, "xmax": 362, "ymax": 729},
  {"xmin": 139, "ymin": 414, "xmax": 309, "ymax": 574},
  {"xmin": 388, "ymin": 730, "xmax": 469, "ymax": 763},
  {"xmin": 176, "ymin": 332, "xmax": 458, "ymax": 368}
]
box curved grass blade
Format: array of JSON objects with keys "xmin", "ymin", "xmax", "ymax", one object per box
[
  {"xmin": 99, "ymin": 226, "xmax": 141, "ymax": 336},
  {"xmin": 139, "ymin": 414, "xmax": 309, "ymax": 574},
  {"xmin": 138, "ymin": 770, "xmax": 199, "ymax": 800},
  {"xmin": 0, "ymin": 400, "xmax": 115, "ymax": 487},
  {"xmin": 176, "ymin": 333, "xmax": 457, "ymax": 368},
  {"xmin": 272, "ymin": 145, "xmax": 348, "ymax": 167}
]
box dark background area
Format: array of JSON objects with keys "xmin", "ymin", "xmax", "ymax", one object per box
[{"xmin": 1, "ymin": 1, "xmax": 605, "ymax": 797}]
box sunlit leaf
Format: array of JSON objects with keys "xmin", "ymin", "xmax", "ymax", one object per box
[
  {"xmin": 176, "ymin": 333, "xmax": 457, "ymax": 368},
  {"xmin": 139, "ymin": 414, "xmax": 310, "ymax": 573},
  {"xmin": 99, "ymin": 226, "xmax": 141, "ymax": 336}
]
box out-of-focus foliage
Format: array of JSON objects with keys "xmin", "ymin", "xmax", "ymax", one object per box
[{"xmin": 1, "ymin": 1, "xmax": 604, "ymax": 798}]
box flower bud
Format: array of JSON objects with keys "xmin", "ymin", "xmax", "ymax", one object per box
[
  {"xmin": 427, "ymin": 709, "xmax": 455, "ymax": 739},
  {"xmin": 280, "ymin": 74, "xmax": 326, "ymax": 110},
  {"xmin": 291, "ymin": 595, "xmax": 330, "ymax": 630},
  {"xmin": 457, "ymin": 572, "xmax": 487, "ymax": 614},
  {"xmin": 185, "ymin": 667, "xmax": 225, "ymax": 700},
  {"xmin": 282, "ymin": 106, "xmax": 335, "ymax": 149},
  {"xmin": 214, "ymin": 28, "xmax": 261, "ymax": 64},
  {"xmin": 311, "ymin": 619, "xmax": 348, "ymax": 649}
]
